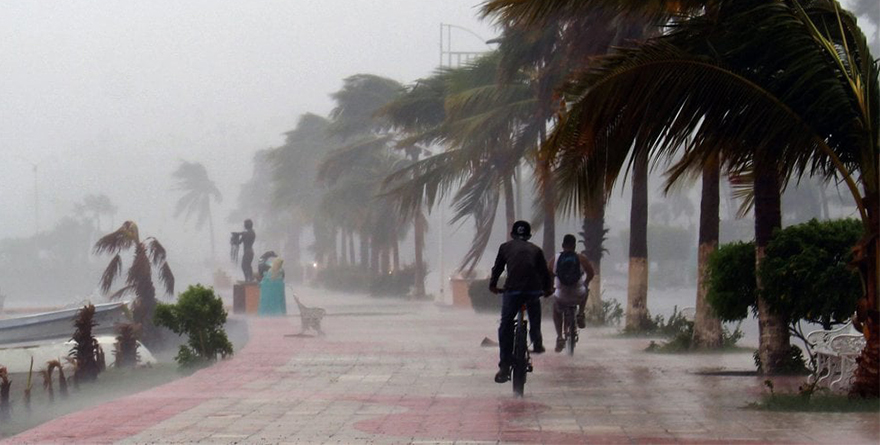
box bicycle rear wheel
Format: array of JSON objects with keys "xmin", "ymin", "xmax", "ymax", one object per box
[
  {"xmin": 566, "ymin": 307, "xmax": 577, "ymax": 356},
  {"xmin": 512, "ymin": 320, "xmax": 528, "ymax": 396}
]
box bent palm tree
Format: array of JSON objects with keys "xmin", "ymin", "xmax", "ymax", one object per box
[
  {"xmin": 172, "ymin": 161, "xmax": 222, "ymax": 260},
  {"xmin": 94, "ymin": 221, "xmax": 175, "ymax": 345},
  {"xmin": 536, "ymin": 0, "xmax": 876, "ymax": 386}
]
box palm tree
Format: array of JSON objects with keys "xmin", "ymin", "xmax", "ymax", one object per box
[
  {"xmin": 319, "ymin": 75, "xmax": 419, "ymax": 278},
  {"xmin": 484, "ymin": 1, "xmax": 702, "ymax": 329},
  {"xmin": 262, "ymin": 114, "xmax": 340, "ymax": 271},
  {"xmin": 172, "ymin": 161, "xmax": 222, "ymax": 260},
  {"xmin": 384, "ymin": 50, "xmax": 555, "ymax": 273},
  {"xmin": 94, "ymin": 221, "xmax": 175, "ymax": 345},
  {"xmin": 507, "ymin": 0, "xmax": 877, "ymax": 387},
  {"xmin": 74, "ymin": 194, "xmax": 117, "ymax": 232}
]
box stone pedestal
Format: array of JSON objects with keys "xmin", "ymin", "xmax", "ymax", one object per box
[
  {"xmin": 233, "ymin": 282, "xmax": 260, "ymax": 314},
  {"xmin": 449, "ymin": 277, "xmax": 473, "ymax": 309}
]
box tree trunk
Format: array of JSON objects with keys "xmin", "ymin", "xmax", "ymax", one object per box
[
  {"xmin": 370, "ymin": 237, "xmax": 379, "ymax": 276},
  {"xmin": 693, "ymin": 156, "xmax": 723, "ymax": 349},
  {"xmin": 381, "ymin": 247, "xmax": 391, "ymax": 275},
  {"xmin": 340, "ymin": 230, "xmax": 348, "ymax": 266},
  {"xmin": 626, "ymin": 152, "xmax": 649, "ymax": 331},
  {"xmin": 850, "ymin": 192, "xmax": 879, "ymax": 397},
  {"xmin": 413, "ymin": 209, "xmax": 426, "ymax": 298},
  {"xmin": 538, "ymin": 158, "xmax": 556, "ymax": 261},
  {"xmin": 328, "ymin": 227, "xmax": 338, "ymax": 267},
  {"xmin": 504, "ymin": 177, "xmax": 516, "ymax": 237},
  {"xmin": 582, "ymin": 193, "xmax": 605, "ymax": 322},
  {"xmin": 360, "ymin": 233, "xmax": 369, "ymax": 270},
  {"xmin": 285, "ymin": 224, "xmax": 302, "ymax": 282},
  {"xmin": 208, "ymin": 207, "xmax": 216, "ymax": 262},
  {"xmin": 754, "ymin": 168, "xmax": 791, "ymax": 374},
  {"xmin": 348, "ymin": 230, "xmax": 355, "ymax": 265},
  {"xmin": 392, "ymin": 239, "xmax": 400, "ymax": 272}
]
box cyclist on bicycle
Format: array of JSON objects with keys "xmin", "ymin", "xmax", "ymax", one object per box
[
  {"xmin": 548, "ymin": 234, "xmax": 595, "ymax": 352},
  {"xmin": 489, "ymin": 220, "xmax": 553, "ymax": 383}
]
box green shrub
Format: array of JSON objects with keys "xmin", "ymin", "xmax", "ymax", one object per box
[
  {"xmin": 760, "ymin": 219, "xmax": 862, "ymax": 328},
  {"xmin": 753, "ymin": 345, "xmax": 809, "ymax": 375},
  {"xmin": 585, "ymin": 297, "xmax": 623, "ymax": 326},
  {"xmin": 706, "ymin": 241, "xmax": 756, "ymax": 322},
  {"xmin": 154, "ymin": 284, "xmax": 233, "ymax": 368}
]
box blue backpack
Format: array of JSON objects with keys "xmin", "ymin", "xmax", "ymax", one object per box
[{"xmin": 556, "ymin": 251, "xmax": 583, "ymax": 286}]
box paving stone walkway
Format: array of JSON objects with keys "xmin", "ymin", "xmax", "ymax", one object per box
[{"xmin": 4, "ymin": 290, "xmax": 879, "ymax": 444}]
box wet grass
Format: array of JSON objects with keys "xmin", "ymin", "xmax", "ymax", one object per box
[
  {"xmin": 747, "ymin": 393, "xmax": 880, "ymax": 412},
  {"xmin": 0, "ymin": 363, "xmax": 183, "ymax": 438}
]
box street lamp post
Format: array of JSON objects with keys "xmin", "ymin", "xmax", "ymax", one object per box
[{"xmin": 434, "ymin": 24, "xmax": 495, "ymax": 303}]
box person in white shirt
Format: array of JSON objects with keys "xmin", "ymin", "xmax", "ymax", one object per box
[{"xmin": 547, "ymin": 234, "xmax": 595, "ymax": 352}]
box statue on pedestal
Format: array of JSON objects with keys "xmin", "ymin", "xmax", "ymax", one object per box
[{"xmin": 230, "ymin": 219, "xmax": 256, "ymax": 282}]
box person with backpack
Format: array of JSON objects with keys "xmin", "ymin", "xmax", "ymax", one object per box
[
  {"xmin": 489, "ymin": 220, "xmax": 553, "ymax": 383},
  {"xmin": 549, "ymin": 234, "xmax": 595, "ymax": 352}
]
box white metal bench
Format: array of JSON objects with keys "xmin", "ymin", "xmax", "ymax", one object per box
[{"xmin": 806, "ymin": 321, "xmax": 865, "ymax": 390}]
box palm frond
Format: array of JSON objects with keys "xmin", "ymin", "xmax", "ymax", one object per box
[
  {"xmin": 99, "ymin": 254, "xmax": 123, "ymax": 294},
  {"xmin": 145, "ymin": 238, "xmax": 167, "ymax": 267},
  {"xmin": 93, "ymin": 221, "xmax": 139, "ymax": 255},
  {"xmin": 108, "ymin": 285, "xmax": 136, "ymax": 301},
  {"xmin": 480, "ymin": 0, "xmax": 704, "ymax": 27},
  {"xmin": 457, "ymin": 187, "xmax": 501, "ymax": 273},
  {"xmin": 158, "ymin": 262, "xmax": 175, "ymax": 296}
]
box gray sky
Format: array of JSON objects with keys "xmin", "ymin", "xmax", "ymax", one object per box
[
  {"xmin": 0, "ymin": 0, "xmax": 495, "ymax": 242},
  {"xmin": 0, "ymin": 0, "xmax": 875, "ymax": 250}
]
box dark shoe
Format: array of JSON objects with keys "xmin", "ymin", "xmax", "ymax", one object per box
[
  {"xmin": 577, "ymin": 313, "xmax": 586, "ymax": 329},
  {"xmin": 494, "ymin": 367, "xmax": 510, "ymax": 383},
  {"xmin": 555, "ymin": 337, "xmax": 565, "ymax": 353},
  {"xmin": 532, "ymin": 343, "xmax": 546, "ymax": 354}
]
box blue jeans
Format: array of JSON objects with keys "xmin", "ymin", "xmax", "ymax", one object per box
[{"xmin": 498, "ymin": 290, "xmax": 543, "ymax": 368}]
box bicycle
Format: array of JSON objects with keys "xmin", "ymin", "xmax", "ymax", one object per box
[
  {"xmin": 560, "ymin": 303, "xmax": 579, "ymax": 356},
  {"xmin": 511, "ymin": 303, "xmax": 533, "ymax": 396}
]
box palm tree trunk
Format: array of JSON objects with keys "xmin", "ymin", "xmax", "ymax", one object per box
[
  {"xmin": 850, "ymin": 192, "xmax": 879, "ymax": 397},
  {"xmin": 413, "ymin": 209, "xmax": 426, "ymax": 298},
  {"xmin": 370, "ymin": 237, "xmax": 379, "ymax": 276},
  {"xmin": 360, "ymin": 233, "xmax": 369, "ymax": 271},
  {"xmin": 285, "ymin": 225, "xmax": 302, "ymax": 282},
  {"xmin": 328, "ymin": 227, "xmax": 338, "ymax": 267},
  {"xmin": 538, "ymin": 157, "xmax": 556, "ymax": 261},
  {"xmin": 348, "ymin": 230, "xmax": 355, "ymax": 265},
  {"xmin": 693, "ymin": 156, "xmax": 722, "ymax": 348},
  {"xmin": 582, "ymin": 192, "xmax": 605, "ymax": 322},
  {"xmin": 754, "ymin": 168, "xmax": 790, "ymax": 374},
  {"xmin": 340, "ymin": 230, "xmax": 348, "ymax": 266},
  {"xmin": 626, "ymin": 152, "xmax": 649, "ymax": 331},
  {"xmin": 392, "ymin": 239, "xmax": 400, "ymax": 272},
  {"xmin": 504, "ymin": 177, "xmax": 516, "ymax": 237},
  {"xmin": 208, "ymin": 206, "xmax": 216, "ymax": 261},
  {"xmin": 381, "ymin": 247, "xmax": 391, "ymax": 275}
]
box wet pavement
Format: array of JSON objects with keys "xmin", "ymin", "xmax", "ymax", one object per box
[{"xmin": 5, "ymin": 289, "xmax": 879, "ymax": 444}]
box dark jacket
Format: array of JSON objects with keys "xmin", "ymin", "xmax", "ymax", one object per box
[{"xmin": 489, "ymin": 238, "xmax": 552, "ymax": 293}]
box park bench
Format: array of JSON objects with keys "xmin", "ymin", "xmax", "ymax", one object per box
[
  {"xmin": 806, "ymin": 321, "xmax": 865, "ymax": 391},
  {"xmin": 291, "ymin": 292, "xmax": 326, "ymax": 336}
]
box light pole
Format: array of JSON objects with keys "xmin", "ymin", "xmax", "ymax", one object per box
[{"xmin": 435, "ymin": 24, "xmax": 495, "ymax": 303}]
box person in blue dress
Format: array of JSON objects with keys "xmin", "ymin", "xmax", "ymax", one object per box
[{"xmin": 258, "ymin": 258, "xmax": 287, "ymax": 316}]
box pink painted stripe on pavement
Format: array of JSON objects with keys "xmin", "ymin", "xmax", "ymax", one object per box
[{"xmin": 4, "ymin": 318, "xmax": 295, "ymax": 444}]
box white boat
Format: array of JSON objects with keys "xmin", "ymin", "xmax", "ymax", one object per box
[{"xmin": 0, "ymin": 302, "xmax": 129, "ymax": 345}]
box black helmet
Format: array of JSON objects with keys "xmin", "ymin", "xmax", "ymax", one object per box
[{"xmin": 511, "ymin": 220, "xmax": 531, "ymax": 240}]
